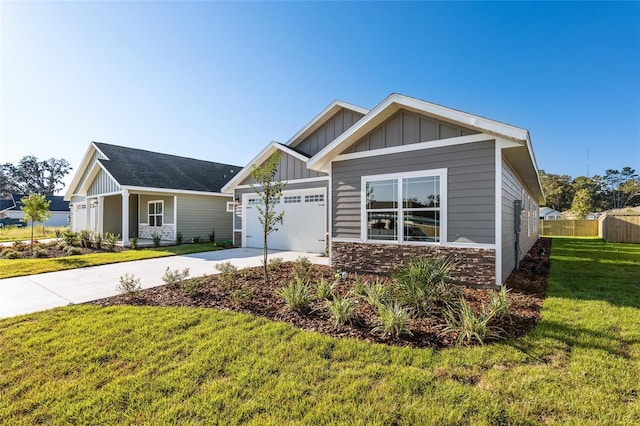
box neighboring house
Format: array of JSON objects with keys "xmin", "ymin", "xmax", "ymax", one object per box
[
  {"xmin": 539, "ymin": 207, "xmax": 562, "ymax": 220},
  {"xmin": 223, "ymin": 94, "xmax": 544, "ymax": 287},
  {"xmin": 0, "ymin": 193, "xmax": 70, "ymax": 227},
  {"xmin": 64, "ymin": 142, "xmax": 241, "ymax": 245}
]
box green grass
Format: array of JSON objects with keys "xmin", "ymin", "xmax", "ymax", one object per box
[
  {"xmin": 0, "ymin": 225, "xmax": 66, "ymax": 242},
  {"xmin": 0, "ymin": 243, "xmax": 221, "ymax": 279},
  {"xmin": 0, "ymin": 238, "xmax": 638, "ymax": 424}
]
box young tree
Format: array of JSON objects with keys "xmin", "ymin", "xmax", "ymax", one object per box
[
  {"xmin": 570, "ymin": 188, "xmax": 592, "ymax": 219},
  {"xmin": 20, "ymin": 194, "xmax": 52, "ymax": 254},
  {"xmin": 249, "ymin": 153, "xmax": 285, "ymax": 281}
]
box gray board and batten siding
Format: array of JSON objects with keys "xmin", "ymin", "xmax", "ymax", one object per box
[
  {"xmin": 88, "ymin": 169, "xmax": 120, "ymax": 196},
  {"xmin": 501, "ymin": 159, "xmax": 539, "ymax": 281},
  {"xmin": 234, "ymin": 180, "xmax": 329, "ymax": 231},
  {"xmin": 343, "ymin": 110, "xmax": 479, "ymax": 154},
  {"xmin": 332, "ymin": 140, "xmax": 496, "ymax": 244},
  {"xmin": 293, "ymin": 108, "xmax": 365, "ymax": 156}
]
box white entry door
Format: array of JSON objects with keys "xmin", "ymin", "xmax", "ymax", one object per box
[{"xmin": 244, "ymin": 188, "xmax": 326, "ymax": 253}]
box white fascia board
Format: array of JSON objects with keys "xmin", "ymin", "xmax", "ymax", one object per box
[
  {"xmin": 64, "ymin": 142, "xmax": 105, "ymax": 200},
  {"xmin": 333, "ymin": 133, "xmax": 496, "ymax": 165},
  {"xmin": 286, "ymin": 100, "xmax": 370, "ymax": 148},
  {"xmin": 77, "ymin": 161, "xmax": 120, "ymax": 196},
  {"xmin": 235, "ymin": 176, "xmax": 329, "ymax": 190},
  {"xmin": 308, "ymin": 93, "xmax": 530, "ymax": 172},
  {"xmin": 121, "ymin": 186, "xmax": 233, "ymax": 198},
  {"xmin": 221, "ymin": 141, "xmax": 310, "ymax": 193},
  {"xmin": 495, "ymin": 142, "xmax": 503, "ymax": 287},
  {"xmin": 525, "ymin": 132, "xmax": 545, "ymax": 203}
]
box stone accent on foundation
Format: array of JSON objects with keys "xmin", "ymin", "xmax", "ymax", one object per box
[
  {"xmin": 234, "ymin": 231, "xmax": 242, "ymax": 248},
  {"xmin": 139, "ymin": 224, "xmax": 175, "ymax": 240},
  {"xmin": 331, "ymin": 241, "xmax": 496, "ymax": 287}
]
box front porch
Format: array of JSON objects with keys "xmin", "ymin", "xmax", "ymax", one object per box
[{"xmin": 116, "ymin": 238, "xmax": 177, "ymax": 248}]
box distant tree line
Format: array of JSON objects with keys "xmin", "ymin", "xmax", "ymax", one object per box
[
  {"xmin": 540, "ymin": 167, "xmax": 640, "ymax": 219},
  {"xmin": 1, "ymin": 156, "xmax": 72, "ymax": 197}
]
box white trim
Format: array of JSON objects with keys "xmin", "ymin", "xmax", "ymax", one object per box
[
  {"xmin": 360, "ymin": 168, "xmax": 447, "ymax": 245},
  {"xmin": 221, "ymin": 141, "xmax": 311, "ymax": 193},
  {"xmin": 495, "ymin": 142, "xmax": 503, "ymax": 286},
  {"xmin": 147, "ymin": 199, "xmax": 164, "ymax": 228},
  {"xmin": 334, "ymin": 133, "xmax": 495, "ymax": 165},
  {"xmin": 443, "ymin": 242, "xmax": 497, "ymax": 250},
  {"xmin": 332, "ymin": 237, "xmax": 364, "ymax": 243},
  {"xmin": 286, "ymin": 100, "xmax": 369, "ymax": 148},
  {"xmin": 307, "ymin": 93, "xmax": 529, "ymax": 172},
  {"xmin": 235, "ymin": 176, "xmax": 329, "ymax": 190},
  {"xmin": 226, "ymin": 201, "xmax": 235, "ymax": 213},
  {"xmin": 64, "ymin": 142, "xmax": 108, "ymax": 200},
  {"xmin": 121, "ymin": 186, "xmax": 232, "ymax": 197},
  {"xmin": 233, "ymin": 228, "xmax": 242, "ymax": 232},
  {"xmin": 90, "ymin": 190, "xmax": 122, "ymax": 198},
  {"xmin": 173, "ymin": 196, "xmax": 178, "ymax": 240},
  {"xmin": 77, "ymin": 161, "xmax": 121, "ymax": 196},
  {"xmin": 328, "ymin": 161, "xmax": 333, "ymax": 262}
]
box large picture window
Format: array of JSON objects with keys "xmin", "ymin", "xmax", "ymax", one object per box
[
  {"xmin": 364, "ymin": 170, "xmax": 445, "ymax": 243},
  {"xmin": 148, "ymin": 201, "xmax": 163, "ymax": 227}
]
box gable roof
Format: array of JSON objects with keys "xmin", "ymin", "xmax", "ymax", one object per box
[
  {"xmin": 286, "ymin": 100, "xmax": 369, "ymax": 149},
  {"xmin": 9, "ymin": 194, "xmax": 70, "ymax": 212},
  {"xmin": 67, "ymin": 142, "xmax": 242, "ymax": 199},
  {"xmin": 306, "ymin": 93, "xmax": 544, "ymax": 202},
  {"xmin": 0, "ymin": 198, "xmax": 16, "ymax": 212},
  {"xmin": 221, "ymin": 141, "xmax": 310, "ymax": 193}
]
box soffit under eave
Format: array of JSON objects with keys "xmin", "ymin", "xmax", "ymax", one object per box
[{"xmin": 503, "ymin": 146, "xmax": 545, "ymax": 204}]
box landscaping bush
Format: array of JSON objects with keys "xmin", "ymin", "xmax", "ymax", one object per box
[
  {"xmin": 215, "ymin": 261, "xmax": 237, "ymax": 288},
  {"xmin": 62, "ymin": 230, "xmax": 78, "ymax": 246},
  {"xmin": 267, "ymin": 257, "xmax": 284, "ymax": 271},
  {"xmin": 94, "ymin": 232, "xmax": 103, "ymax": 249},
  {"xmin": 191, "ymin": 236, "xmax": 202, "ymax": 244},
  {"xmin": 325, "ymin": 294, "xmax": 356, "ymax": 326},
  {"xmin": 276, "ymin": 278, "xmax": 313, "ymax": 312},
  {"xmin": 359, "ymin": 278, "xmax": 390, "ymax": 309},
  {"xmin": 162, "ymin": 267, "xmax": 191, "ymax": 287},
  {"xmin": 315, "ymin": 277, "xmax": 336, "ymax": 301},
  {"xmin": 231, "ymin": 286, "xmax": 254, "ymax": 307},
  {"xmin": 489, "ymin": 285, "xmax": 511, "ymax": 319},
  {"xmin": 63, "ymin": 246, "xmax": 83, "ymax": 256},
  {"xmin": 104, "ymin": 232, "xmax": 118, "ymax": 252},
  {"xmin": 151, "ymin": 232, "xmax": 161, "ymax": 247},
  {"xmin": 441, "ymin": 297, "xmax": 504, "ymax": 346},
  {"xmin": 372, "ymin": 302, "xmax": 413, "ymax": 338},
  {"xmin": 11, "ymin": 240, "xmax": 28, "ymax": 252},
  {"xmin": 1, "ymin": 249, "xmax": 21, "ymax": 259},
  {"xmin": 33, "ymin": 247, "xmax": 49, "ymax": 258},
  {"xmin": 392, "ymin": 255, "xmax": 459, "ymax": 316},
  {"xmin": 176, "ymin": 232, "xmax": 183, "ymax": 245},
  {"xmin": 129, "ymin": 236, "xmax": 138, "ymax": 250},
  {"xmin": 293, "ymin": 256, "xmax": 313, "ymax": 283},
  {"xmin": 182, "ymin": 277, "xmax": 202, "ymax": 297},
  {"xmin": 208, "ymin": 227, "xmax": 215, "ymax": 243},
  {"xmin": 116, "ymin": 273, "xmax": 141, "ymax": 298}
]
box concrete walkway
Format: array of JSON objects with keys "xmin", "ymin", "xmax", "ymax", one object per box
[{"xmin": 0, "ymin": 248, "xmax": 328, "ymax": 319}]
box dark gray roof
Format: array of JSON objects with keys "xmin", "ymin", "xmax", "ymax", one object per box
[
  {"xmin": 93, "ymin": 142, "xmax": 241, "ymax": 193},
  {"xmin": 11, "ymin": 194, "xmax": 70, "ymax": 212},
  {"xmin": 0, "ymin": 198, "xmax": 16, "ymax": 212}
]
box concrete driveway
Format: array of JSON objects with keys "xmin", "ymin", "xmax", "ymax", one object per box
[{"xmin": 0, "ymin": 248, "xmax": 328, "ymax": 319}]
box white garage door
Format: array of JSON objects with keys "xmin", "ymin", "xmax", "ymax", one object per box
[
  {"xmin": 244, "ymin": 188, "xmax": 326, "ymax": 253},
  {"xmin": 71, "ymin": 203, "xmax": 96, "ymax": 232}
]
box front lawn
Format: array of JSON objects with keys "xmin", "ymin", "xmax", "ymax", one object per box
[
  {"xmin": 0, "ymin": 238, "xmax": 638, "ymax": 424},
  {"xmin": 0, "ymin": 243, "xmax": 222, "ymax": 279},
  {"xmin": 0, "ymin": 225, "xmax": 65, "ymax": 242}
]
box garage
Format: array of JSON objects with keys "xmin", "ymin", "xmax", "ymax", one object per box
[{"xmin": 243, "ymin": 188, "xmax": 326, "ymax": 253}]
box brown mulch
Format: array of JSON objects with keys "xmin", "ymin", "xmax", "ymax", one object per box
[{"xmin": 89, "ymin": 238, "xmax": 551, "ymax": 349}]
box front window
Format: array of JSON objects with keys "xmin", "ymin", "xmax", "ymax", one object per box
[
  {"xmin": 148, "ymin": 201, "xmax": 163, "ymax": 227},
  {"xmin": 364, "ymin": 172, "xmax": 444, "ymax": 243}
]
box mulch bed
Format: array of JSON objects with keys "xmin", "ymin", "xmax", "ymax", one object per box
[
  {"xmin": 1, "ymin": 240, "xmax": 126, "ymax": 258},
  {"xmin": 89, "ymin": 238, "xmax": 551, "ymax": 349}
]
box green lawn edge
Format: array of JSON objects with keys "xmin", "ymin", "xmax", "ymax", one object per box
[
  {"xmin": 0, "ymin": 243, "xmax": 221, "ymax": 279},
  {"xmin": 0, "ymin": 238, "xmax": 638, "ymax": 424}
]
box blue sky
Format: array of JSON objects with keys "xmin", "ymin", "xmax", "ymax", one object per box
[{"xmin": 1, "ymin": 1, "xmax": 638, "ymax": 193}]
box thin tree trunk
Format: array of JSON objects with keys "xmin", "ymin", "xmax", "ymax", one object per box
[
  {"xmin": 30, "ymin": 222, "xmax": 34, "ymax": 255},
  {"xmin": 263, "ymin": 233, "xmax": 268, "ymax": 281}
]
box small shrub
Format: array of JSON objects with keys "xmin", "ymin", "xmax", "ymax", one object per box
[
  {"xmin": 129, "ymin": 236, "xmax": 138, "ymax": 250},
  {"xmin": 441, "ymin": 297, "xmax": 504, "ymax": 346},
  {"xmin": 79, "ymin": 229, "xmax": 92, "ymax": 248},
  {"xmin": 116, "ymin": 273, "xmax": 141, "ymax": 297},
  {"xmin": 162, "ymin": 267, "xmax": 191, "ymax": 286},
  {"xmin": 104, "ymin": 232, "xmax": 119, "ymax": 252},
  {"xmin": 267, "ymin": 257, "xmax": 284, "ymax": 271},
  {"xmin": 231, "ymin": 286, "xmax": 254, "ymax": 306},
  {"xmin": 372, "ymin": 302, "xmax": 413, "ymax": 338},
  {"xmin": 1, "ymin": 249, "xmax": 21, "ymax": 259},
  {"xmin": 63, "ymin": 246, "xmax": 83, "ymax": 256},
  {"xmin": 62, "ymin": 231, "xmax": 78, "ymax": 246},
  {"xmin": 293, "ymin": 256, "xmax": 313, "ymax": 283},
  {"xmin": 191, "ymin": 235, "xmax": 202, "ymax": 244},
  {"xmin": 151, "ymin": 232, "xmax": 161, "ymax": 247},
  {"xmin": 315, "ymin": 277, "xmax": 337, "ymax": 301},
  {"xmin": 352, "ymin": 274, "xmax": 367, "ymax": 298},
  {"xmin": 94, "ymin": 232, "xmax": 104, "ymax": 249},
  {"xmin": 215, "ymin": 261, "xmax": 237, "ymax": 288},
  {"xmin": 11, "ymin": 240, "xmax": 28, "ymax": 252},
  {"xmin": 182, "ymin": 277, "xmax": 202, "ymax": 297},
  {"xmin": 361, "ymin": 278, "xmax": 389, "ymax": 309},
  {"xmin": 176, "ymin": 232, "xmax": 183, "ymax": 245},
  {"xmin": 392, "ymin": 255, "xmax": 459, "ymax": 316},
  {"xmin": 326, "ymin": 294, "xmax": 356, "ymax": 326},
  {"xmin": 208, "ymin": 227, "xmax": 215, "ymax": 243},
  {"xmin": 488, "ymin": 285, "xmax": 511, "ymax": 318},
  {"xmin": 33, "ymin": 247, "xmax": 49, "ymax": 258},
  {"xmin": 276, "ymin": 278, "xmax": 313, "ymax": 312}
]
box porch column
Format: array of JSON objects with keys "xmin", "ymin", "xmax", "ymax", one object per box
[
  {"xmin": 97, "ymin": 196, "xmax": 104, "ymax": 234},
  {"xmin": 174, "ymin": 196, "xmax": 178, "ymax": 240},
  {"xmin": 122, "ymin": 190, "xmax": 130, "ymax": 246},
  {"xmin": 85, "ymin": 198, "xmax": 91, "ymax": 231}
]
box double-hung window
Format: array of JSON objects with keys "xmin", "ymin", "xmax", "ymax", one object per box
[
  {"xmin": 148, "ymin": 201, "xmax": 163, "ymax": 227},
  {"xmin": 364, "ymin": 170, "xmax": 445, "ymax": 243}
]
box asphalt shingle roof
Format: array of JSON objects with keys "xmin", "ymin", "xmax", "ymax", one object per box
[
  {"xmin": 93, "ymin": 142, "xmax": 241, "ymax": 193},
  {"xmin": 11, "ymin": 194, "xmax": 70, "ymax": 212}
]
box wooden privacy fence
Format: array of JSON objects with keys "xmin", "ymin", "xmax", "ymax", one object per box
[
  {"xmin": 540, "ymin": 219, "xmax": 599, "ymax": 237},
  {"xmin": 601, "ymin": 214, "xmax": 640, "ymax": 243}
]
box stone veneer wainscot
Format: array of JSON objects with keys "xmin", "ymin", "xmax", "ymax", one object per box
[
  {"xmin": 332, "ymin": 241, "xmax": 496, "ymax": 288},
  {"xmin": 138, "ymin": 224, "xmax": 175, "ymax": 240}
]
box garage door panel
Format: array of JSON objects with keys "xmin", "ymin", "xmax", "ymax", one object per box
[{"xmin": 244, "ymin": 189, "xmax": 325, "ymax": 253}]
